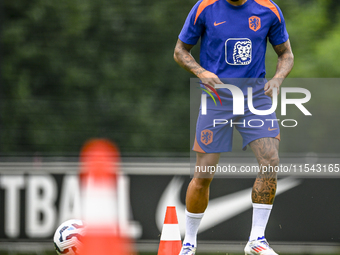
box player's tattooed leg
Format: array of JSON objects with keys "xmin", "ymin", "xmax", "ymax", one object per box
[{"xmin": 249, "ymin": 137, "xmax": 279, "ymax": 204}]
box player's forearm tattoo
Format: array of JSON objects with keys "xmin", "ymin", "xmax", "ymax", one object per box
[
  {"xmin": 249, "ymin": 138, "xmax": 279, "ymax": 204},
  {"xmin": 174, "ymin": 43, "xmax": 206, "ymax": 76},
  {"xmin": 273, "ymin": 40, "xmax": 294, "ymax": 79}
]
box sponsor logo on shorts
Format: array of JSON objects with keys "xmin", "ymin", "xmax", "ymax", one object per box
[
  {"xmin": 249, "ymin": 16, "xmax": 261, "ymax": 32},
  {"xmin": 201, "ymin": 130, "xmax": 213, "ymax": 145}
]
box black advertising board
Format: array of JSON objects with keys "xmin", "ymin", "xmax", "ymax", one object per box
[{"xmin": 0, "ymin": 158, "xmax": 339, "ymax": 252}]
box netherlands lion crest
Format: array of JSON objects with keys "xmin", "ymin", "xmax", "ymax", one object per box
[
  {"xmin": 233, "ymin": 40, "xmax": 252, "ymax": 65},
  {"xmin": 225, "ymin": 38, "xmax": 252, "ymax": 65}
]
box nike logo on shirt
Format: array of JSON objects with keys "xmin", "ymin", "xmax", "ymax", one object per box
[{"xmin": 214, "ymin": 21, "xmax": 226, "ymax": 26}]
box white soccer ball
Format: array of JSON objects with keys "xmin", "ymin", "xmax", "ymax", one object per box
[{"xmin": 53, "ymin": 219, "xmax": 84, "ymax": 255}]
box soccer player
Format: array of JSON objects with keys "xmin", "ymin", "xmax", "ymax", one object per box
[{"xmin": 174, "ymin": 0, "xmax": 294, "ymax": 254}]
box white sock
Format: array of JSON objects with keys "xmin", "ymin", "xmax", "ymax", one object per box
[
  {"xmin": 182, "ymin": 209, "xmax": 204, "ymax": 247},
  {"xmin": 249, "ymin": 203, "xmax": 273, "ymax": 241}
]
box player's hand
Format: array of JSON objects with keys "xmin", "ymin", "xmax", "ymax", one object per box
[
  {"xmin": 264, "ymin": 79, "xmax": 282, "ymax": 97},
  {"xmin": 197, "ymin": 70, "xmax": 223, "ymax": 92}
]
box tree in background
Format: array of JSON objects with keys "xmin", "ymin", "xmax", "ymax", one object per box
[{"xmin": 1, "ymin": 0, "xmax": 340, "ymax": 154}]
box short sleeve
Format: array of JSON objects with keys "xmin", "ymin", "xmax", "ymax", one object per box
[
  {"xmin": 179, "ymin": 1, "xmax": 205, "ymax": 45},
  {"xmin": 268, "ymin": 3, "xmax": 289, "ymax": 46}
]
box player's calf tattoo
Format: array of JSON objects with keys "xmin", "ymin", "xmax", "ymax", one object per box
[
  {"xmin": 252, "ymin": 176, "xmax": 277, "ymax": 204},
  {"xmin": 249, "ymin": 138, "xmax": 279, "ymax": 204}
]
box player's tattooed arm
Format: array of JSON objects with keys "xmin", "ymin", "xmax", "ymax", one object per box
[
  {"xmin": 174, "ymin": 39, "xmax": 222, "ymax": 88},
  {"xmin": 174, "ymin": 39, "xmax": 205, "ymax": 75},
  {"xmin": 264, "ymin": 39, "xmax": 294, "ymax": 97},
  {"xmin": 273, "ymin": 39, "xmax": 294, "ymax": 80},
  {"xmin": 249, "ymin": 138, "xmax": 279, "ymax": 204}
]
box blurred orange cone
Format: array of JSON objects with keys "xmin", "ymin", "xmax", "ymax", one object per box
[
  {"xmin": 158, "ymin": 206, "xmax": 182, "ymax": 255},
  {"xmin": 79, "ymin": 139, "xmax": 135, "ymax": 255}
]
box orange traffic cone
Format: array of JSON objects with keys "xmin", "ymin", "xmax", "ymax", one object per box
[
  {"xmin": 158, "ymin": 206, "xmax": 182, "ymax": 255},
  {"xmin": 79, "ymin": 139, "xmax": 135, "ymax": 255}
]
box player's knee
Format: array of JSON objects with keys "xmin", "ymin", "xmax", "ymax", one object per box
[
  {"xmin": 196, "ymin": 152, "xmax": 220, "ymax": 167},
  {"xmin": 261, "ymin": 151, "xmax": 279, "ymax": 167},
  {"xmin": 269, "ymin": 153, "xmax": 279, "ymax": 166},
  {"xmin": 192, "ymin": 177, "xmax": 213, "ymax": 189}
]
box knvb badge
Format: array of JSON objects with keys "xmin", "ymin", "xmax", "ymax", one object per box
[{"xmin": 249, "ymin": 16, "xmax": 261, "ymax": 32}]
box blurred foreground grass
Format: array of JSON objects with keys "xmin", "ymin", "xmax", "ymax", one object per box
[
  {"xmin": 0, "ymin": 253, "xmax": 338, "ymax": 255},
  {"xmin": 141, "ymin": 254, "xmax": 339, "ymax": 255}
]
